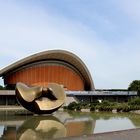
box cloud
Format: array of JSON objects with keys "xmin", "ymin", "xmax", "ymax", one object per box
[
  {"xmin": 114, "ymin": 0, "xmax": 140, "ymax": 21},
  {"xmin": 0, "ymin": 1, "xmax": 101, "ymax": 85},
  {"xmin": 0, "ymin": 1, "xmax": 140, "ymax": 89}
]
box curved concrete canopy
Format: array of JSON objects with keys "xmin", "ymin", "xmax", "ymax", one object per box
[{"xmin": 0, "ymin": 50, "xmax": 95, "ymax": 90}]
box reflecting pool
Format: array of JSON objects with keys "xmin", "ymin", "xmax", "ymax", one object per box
[{"xmin": 0, "ymin": 110, "xmax": 140, "ymax": 139}]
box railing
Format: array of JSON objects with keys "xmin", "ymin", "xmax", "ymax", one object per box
[
  {"xmin": 0, "ymin": 90, "xmax": 137, "ymax": 96},
  {"xmin": 65, "ymin": 91, "xmax": 137, "ymax": 96},
  {"xmin": 0, "ymin": 90, "xmax": 15, "ymax": 95}
]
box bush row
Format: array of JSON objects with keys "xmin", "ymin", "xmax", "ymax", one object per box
[{"xmin": 64, "ymin": 98, "xmax": 140, "ymax": 112}]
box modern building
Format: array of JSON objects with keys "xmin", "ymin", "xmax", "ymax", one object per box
[
  {"xmin": 0, "ymin": 50, "xmax": 94, "ymax": 91},
  {"xmin": 0, "ymin": 50, "xmax": 137, "ymax": 105}
]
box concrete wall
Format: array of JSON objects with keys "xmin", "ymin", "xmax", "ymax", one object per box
[{"xmin": 64, "ymin": 96, "xmax": 79, "ymax": 106}]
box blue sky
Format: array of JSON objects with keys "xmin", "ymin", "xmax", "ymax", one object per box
[{"xmin": 0, "ymin": 0, "xmax": 140, "ymax": 89}]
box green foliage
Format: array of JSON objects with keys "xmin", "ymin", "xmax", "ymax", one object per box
[
  {"xmin": 75, "ymin": 103, "xmax": 82, "ymax": 111},
  {"xmin": 63, "ymin": 106, "xmax": 68, "ymax": 110},
  {"xmin": 128, "ymin": 97, "xmax": 140, "ymax": 106},
  {"xmin": 90, "ymin": 100, "xmax": 114, "ymax": 112},
  {"xmin": 0, "ymin": 85, "xmax": 4, "ymax": 90},
  {"xmin": 101, "ymin": 100, "xmax": 111, "ymax": 106},
  {"xmin": 101, "ymin": 100, "xmax": 116, "ymax": 107},
  {"xmin": 67, "ymin": 102, "xmax": 82, "ymax": 111},
  {"xmin": 90, "ymin": 106, "xmax": 96, "ymax": 111},
  {"xmin": 81, "ymin": 103, "xmax": 90, "ymax": 109},
  {"xmin": 115, "ymin": 103, "xmax": 140, "ymax": 112},
  {"xmin": 96, "ymin": 105, "xmax": 114, "ymax": 112},
  {"xmin": 104, "ymin": 106, "xmax": 114, "ymax": 111},
  {"xmin": 128, "ymin": 80, "xmax": 140, "ymax": 95},
  {"xmin": 129, "ymin": 105, "xmax": 140, "ymax": 110},
  {"xmin": 115, "ymin": 104, "xmax": 129, "ymax": 112},
  {"xmin": 116, "ymin": 105, "xmax": 123, "ymax": 112},
  {"xmin": 67, "ymin": 102, "xmax": 77, "ymax": 110},
  {"xmin": 66, "ymin": 99, "xmax": 140, "ymax": 113},
  {"xmin": 95, "ymin": 105, "xmax": 101, "ymax": 110},
  {"xmin": 90, "ymin": 101, "xmax": 100, "ymax": 107},
  {"xmin": 121, "ymin": 104, "xmax": 131, "ymax": 112}
]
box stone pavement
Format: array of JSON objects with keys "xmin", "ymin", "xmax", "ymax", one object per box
[
  {"xmin": 0, "ymin": 105, "xmax": 25, "ymax": 110},
  {"xmin": 57, "ymin": 128, "xmax": 140, "ymax": 140}
]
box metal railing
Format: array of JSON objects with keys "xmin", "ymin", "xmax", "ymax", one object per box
[
  {"xmin": 65, "ymin": 91, "xmax": 137, "ymax": 96},
  {"xmin": 0, "ymin": 90, "xmax": 137, "ymax": 96}
]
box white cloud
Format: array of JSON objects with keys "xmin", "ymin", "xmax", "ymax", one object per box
[
  {"xmin": 114, "ymin": 0, "xmax": 140, "ymax": 21},
  {"xmin": 0, "ymin": 1, "xmax": 140, "ymax": 89}
]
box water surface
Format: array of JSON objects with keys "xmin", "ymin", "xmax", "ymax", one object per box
[{"xmin": 0, "ymin": 110, "xmax": 140, "ymax": 139}]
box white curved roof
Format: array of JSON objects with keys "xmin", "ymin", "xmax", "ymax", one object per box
[{"xmin": 0, "ymin": 50, "xmax": 95, "ymax": 90}]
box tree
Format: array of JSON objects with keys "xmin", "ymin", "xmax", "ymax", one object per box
[
  {"xmin": 128, "ymin": 80, "xmax": 140, "ymax": 96},
  {"xmin": 0, "ymin": 85, "xmax": 4, "ymax": 90}
]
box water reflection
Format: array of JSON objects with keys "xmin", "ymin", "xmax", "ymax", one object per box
[
  {"xmin": 0, "ymin": 110, "xmax": 94, "ymax": 140},
  {"xmin": 17, "ymin": 116, "xmax": 66, "ymax": 140},
  {"xmin": 0, "ymin": 110, "xmax": 140, "ymax": 139}
]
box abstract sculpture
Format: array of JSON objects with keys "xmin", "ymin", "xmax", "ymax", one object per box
[{"xmin": 15, "ymin": 82, "xmax": 65, "ymax": 114}]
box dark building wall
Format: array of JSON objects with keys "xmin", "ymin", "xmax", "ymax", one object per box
[
  {"xmin": 0, "ymin": 95, "xmax": 18, "ymax": 105},
  {"xmin": 74, "ymin": 95, "xmax": 136, "ymax": 103},
  {"xmin": 4, "ymin": 65, "xmax": 84, "ymax": 91}
]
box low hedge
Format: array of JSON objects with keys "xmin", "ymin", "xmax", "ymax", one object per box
[
  {"xmin": 129, "ymin": 97, "xmax": 140, "ymax": 106},
  {"xmin": 66, "ymin": 100, "xmax": 140, "ymax": 112}
]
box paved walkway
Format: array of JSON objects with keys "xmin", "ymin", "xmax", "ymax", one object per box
[
  {"xmin": 57, "ymin": 128, "xmax": 140, "ymax": 140},
  {"xmin": 0, "ymin": 105, "xmax": 25, "ymax": 110}
]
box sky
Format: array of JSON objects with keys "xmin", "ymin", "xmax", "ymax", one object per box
[{"xmin": 0, "ymin": 0, "xmax": 140, "ymax": 89}]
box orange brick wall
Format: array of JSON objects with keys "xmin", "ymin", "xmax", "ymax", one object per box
[{"xmin": 5, "ymin": 65, "xmax": 84, "ymax": 90}]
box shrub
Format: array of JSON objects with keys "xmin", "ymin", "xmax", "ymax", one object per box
[
  {"xmin": 129, "ymin": 97, "xmax": 140, "ymax": 106},
  {"xmin": 75, "ymin": 103, "xmax": 82, "ymax": 111},
  {"xmin": 106, "ymin": 106, "xmax": 114, "ymax": 111},
  {"xmin": 96, "ymin": 105, "xmax": 106, "ymax": 111},
  {"xmin": 122, "ymin": 104, "xmax": 131, "ymax": 112},
  {"xmin": 129, "ymin": 105, "xmax": 140, "ymax": 111},
  {"xmin": 95, "ymin": 100, "xmax": 114, "ymax": 111},
  {"xmin": 101, "ymin": 100, "xmax": 111, "ymax": 106},
  {"xmin": 116, "ymin": 104, "xmax": 123, "ymax": 112},
  {"xmin": 90, "ymin": 106, "xmax": 96, "ymax": 111},
  {"xmin": 95, "ymin": 105, "xmax": 101, "ymax": 111},
  {"xmin": 67, "ymin": 102, "xmax": 77, "ymax": 110},
  {"xmin": 80, "ymin": 103, "xmax": 90, "ymax": 109},
  {"xmin": 115, "ymin": 104, "xmax": 131, "ymax": 112},
  {"xmin": 100, "ymin": 105, "xmax": 114, "ymax": 111},
  {"xmin": 0, "ymin": 85, "xmax": 4, "ymax": 90},
  {"xmin": 90, "ymin": 101, "xmax": 100, "ymax": 106},
  {"xmin": 63, "ymin": 106, "xmax": 68, "ymax": 110}
]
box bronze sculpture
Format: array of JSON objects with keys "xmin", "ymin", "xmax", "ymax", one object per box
[{"xmin": 15, "ymin": 82, "xmax": 65, "ymax": 114}]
